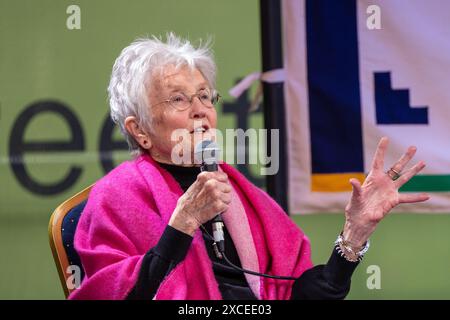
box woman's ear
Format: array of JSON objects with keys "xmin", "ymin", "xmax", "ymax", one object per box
[{"xmin": 124, "ymin": 116, "xmax": 152, "ymax": 149}]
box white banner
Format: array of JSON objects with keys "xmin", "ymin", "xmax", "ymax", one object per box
[{"xmin": 283, "ymin": 0, "xmax": 450, "ymax": 214}]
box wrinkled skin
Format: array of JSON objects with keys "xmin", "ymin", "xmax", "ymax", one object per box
[{"xmin": 342, "ymin": 137, "xmax": 429, "ymax": 247}]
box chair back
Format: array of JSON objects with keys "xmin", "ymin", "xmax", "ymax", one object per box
[{"xmin": 48, "ymin": 185, "xmax": 93, "ymax": 298}]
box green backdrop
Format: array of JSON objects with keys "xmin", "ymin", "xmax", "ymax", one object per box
[{"xmin": 0, "ymin": 0, "xmax": 448, "ymax": 299}]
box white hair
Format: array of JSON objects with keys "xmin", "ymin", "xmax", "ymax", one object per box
[{"xmin": 107, "ymin": 33, "xmax": 217, "ymax": 156}]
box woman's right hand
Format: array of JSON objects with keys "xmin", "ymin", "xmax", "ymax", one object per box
[{"xmin": 168, "ymin": 171, "xmax": 232, "ymax": 236}]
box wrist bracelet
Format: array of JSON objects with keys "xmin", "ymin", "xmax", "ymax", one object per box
[{"xmin": 334, "ymin": 232, "xmax": 370, "ymax": 262}]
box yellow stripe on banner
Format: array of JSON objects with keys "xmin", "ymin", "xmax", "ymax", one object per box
[{"xmin": 311, "ymin": 173, "xmax": 366, "ymax": 192}]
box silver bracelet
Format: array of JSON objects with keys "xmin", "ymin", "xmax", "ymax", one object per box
[{"xmin": 334, "ymin": 232, "xmax": 370, "ymax": 262}]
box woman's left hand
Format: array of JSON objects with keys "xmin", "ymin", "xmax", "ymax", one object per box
[{"xmin": 342, "ymin": 137, "xmax": 429, "ymax": 247}]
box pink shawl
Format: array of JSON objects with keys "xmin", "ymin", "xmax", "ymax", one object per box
[{"xmin": 69, "ymin": 154, "xmax": 313, "ymax": 300}]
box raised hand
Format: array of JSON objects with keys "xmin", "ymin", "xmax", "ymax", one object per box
[{"xmin": 342, "ymin": 137, "xmax": 429, "ymax": 248}]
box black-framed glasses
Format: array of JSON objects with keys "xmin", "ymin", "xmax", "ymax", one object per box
[{"xmin": 153, "ymin": 89, "xmax": 221, "ymax": 111}]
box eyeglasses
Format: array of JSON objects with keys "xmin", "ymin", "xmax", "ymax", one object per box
[{"xmin": 153, "ymin": 89, "xmax": 221, "ymax": 111}]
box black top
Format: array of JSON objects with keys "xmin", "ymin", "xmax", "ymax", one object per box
[{"xmin": 126, "ymin": 162, "xmax": 359, "ymax": 300}]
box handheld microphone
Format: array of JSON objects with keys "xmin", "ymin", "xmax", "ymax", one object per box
[
  {"xmin": 193, "ymin": 140, "xmax": 297, "ymax": 280},
  {"xmin": 194, "ymin": 140, "xmax": 225, "ymax": 258}
]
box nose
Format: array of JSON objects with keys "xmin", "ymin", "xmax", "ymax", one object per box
[{"xmin": 189, "ymin": 95, "xmax": 207, "ymax": 119}]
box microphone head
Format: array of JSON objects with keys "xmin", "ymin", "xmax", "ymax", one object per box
[{"xmin": 194, "ymin": 140, "xmax": 220, "ymax": 165}]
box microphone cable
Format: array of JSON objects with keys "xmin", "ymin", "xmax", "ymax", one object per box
[{"xmin": 201, "ymin": 227, "xmax": 297, "ymax": 281}]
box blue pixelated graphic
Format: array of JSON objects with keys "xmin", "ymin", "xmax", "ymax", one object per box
[{"xmin": 375, "ymin": 72, "xmax": 428, "ymax": 124}]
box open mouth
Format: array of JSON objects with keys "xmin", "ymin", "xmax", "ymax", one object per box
[{"xmin": 190, "ymin": 125, "xmax": 209, "ymax": 133}]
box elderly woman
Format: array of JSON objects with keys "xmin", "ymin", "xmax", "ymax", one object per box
[{"xmin": 69, "ymin": 34, "xmax": 429, "ymax": 300}]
